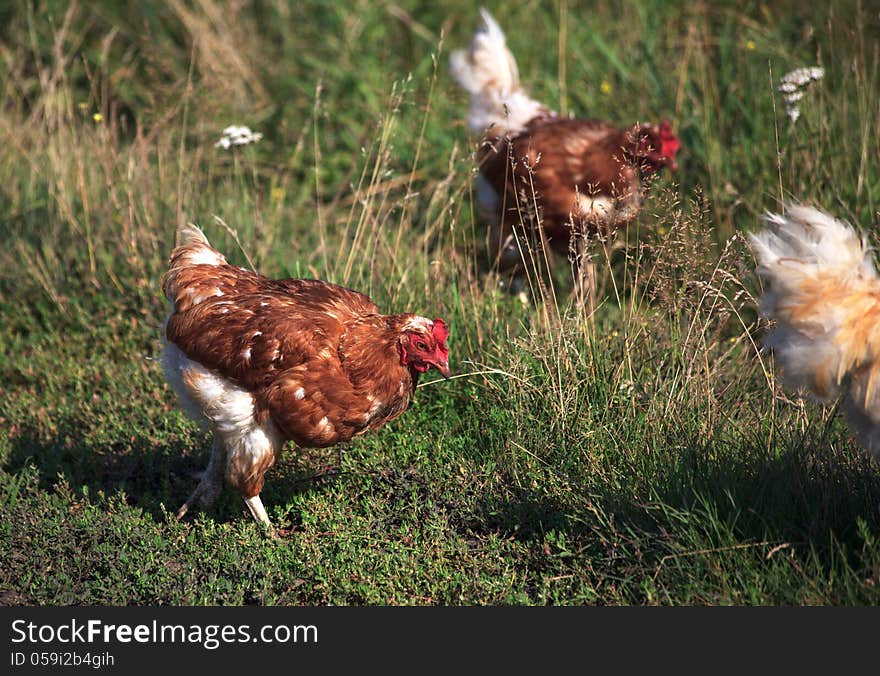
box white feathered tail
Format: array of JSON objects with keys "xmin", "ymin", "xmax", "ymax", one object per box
[
  {"xmin": 449, "ymin": 8, "xmax": 550, "ymax": 136},
  {"xmin": 750, "ymin": 203, "xmax": 880, "ymax": 458}
]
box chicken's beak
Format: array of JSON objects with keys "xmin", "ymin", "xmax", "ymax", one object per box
[{"xmin": 435, "ymin": 360, "xmax": 451, "ymax": 379}]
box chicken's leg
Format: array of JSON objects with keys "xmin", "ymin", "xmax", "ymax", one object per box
[
  {"xmin": 176, "ymin": 436, "xmax": 226, "ymax": 520},
  {"xmin": 244, "ymin": 494, "xmax": 279, "ymax": 538},
  {"xmin": 570, "ymin": 234, "xmax": 597, "ymax": 315},
  {"xmin": 244, "ymin": 495, "xmax": 273, "ymax": 529},
  {"xmin": 573, "ymin": 258, "xmax": 597, "ymax": 314}
]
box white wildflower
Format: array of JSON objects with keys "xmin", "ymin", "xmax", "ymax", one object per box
[
  {"xmin": 778, "ymin": 67, "xmax": 824, "ymax": 124},
  {"xmin": 215, "ymin": 125, "xmax": 263, "ymax": 149},
  {"xmin": 779, "ymin": 67, "xmax": 824, "ymax": 89}
]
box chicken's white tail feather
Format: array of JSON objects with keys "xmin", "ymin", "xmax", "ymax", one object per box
[
  {"xmin": 750, "ymin": 204, "xmax": 873, "ymax": 279},
  {"xmin": 750, "ymin": 203, "xmax": 880, "ymax": 460},
  {"xmin": 172, "ymin": 223, "xmax": 226, "ymax": 268},
  {"xmin": 750, "ymin": 205, "xmax": 877, "ymax": 333},
  {"xmin": 176, "ymin": 223, "xmax": 211, "ymax": 248},
  {"xmin": 449, "ymin": 8, "xmax": 550, "ymax": 136},
  {"xmin": 449, "ymin": 9, "xmax": 516, "ymax": 97},
  {"xmin": 163, "ymin": 223, "xmax": 227, "ymax": 311}
]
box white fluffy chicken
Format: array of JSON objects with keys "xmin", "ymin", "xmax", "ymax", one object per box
[{"xmin": 750, "ymin": 203, "xmax": 880, "ymax": 459}]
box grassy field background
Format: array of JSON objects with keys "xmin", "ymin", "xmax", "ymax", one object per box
[{"xmin": 1, "ymin": 0, "xmax": 879, "ymax": 605}]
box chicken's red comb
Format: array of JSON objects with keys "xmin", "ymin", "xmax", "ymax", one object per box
[
  {"xmin": 432, "ymin": 318, "xmax": 450, "ymax": 343},
  {"xmin": 659, "ymin": 120, "xmax": 680, "ymax": 158}
]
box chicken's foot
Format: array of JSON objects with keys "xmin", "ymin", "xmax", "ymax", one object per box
[{"xmin": 176, "ymin": 436, "xmax": 226, "ymax": 520}]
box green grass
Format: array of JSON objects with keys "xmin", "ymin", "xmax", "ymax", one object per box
[{"xmin": 1, "ymin": 0, "xmax": 879, "ymax": 605}]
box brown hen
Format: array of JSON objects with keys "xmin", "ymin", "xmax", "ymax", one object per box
[
  {"xmin": 451, "ymin": 9, "xmax": 680, "ymax": 303},
  {"xmin": 161, "ymin": 225, "xmax": 450, "ymax": 532}
]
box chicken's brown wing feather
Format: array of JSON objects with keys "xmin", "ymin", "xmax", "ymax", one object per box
[
  {"xmin": 509, "ymin": 120, "xmax": 632, "ymax": 194},
  {"xmin": 479, "ymin": 117, "xmax": 637, "ymax": 245},
  {"xmin": 164, "ymin": 266, "xmax": 380, "ymax": 392}
]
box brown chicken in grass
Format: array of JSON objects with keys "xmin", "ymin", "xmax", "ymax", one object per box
[
  {"xmin": 161, "ymin": 225, "xmax": 451, "ymax": 533},
  {"xmin": 750, "ymin": 203, "xmax": 880, "ymax": 461},
  {"xmin": 450, "ymin": 8, "xmax": 680, "ymax": 302}
]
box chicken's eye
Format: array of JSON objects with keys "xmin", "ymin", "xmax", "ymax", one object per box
[{"xmin": 415, "ymin": 341, "xmax": 427, "ymax": 351}]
